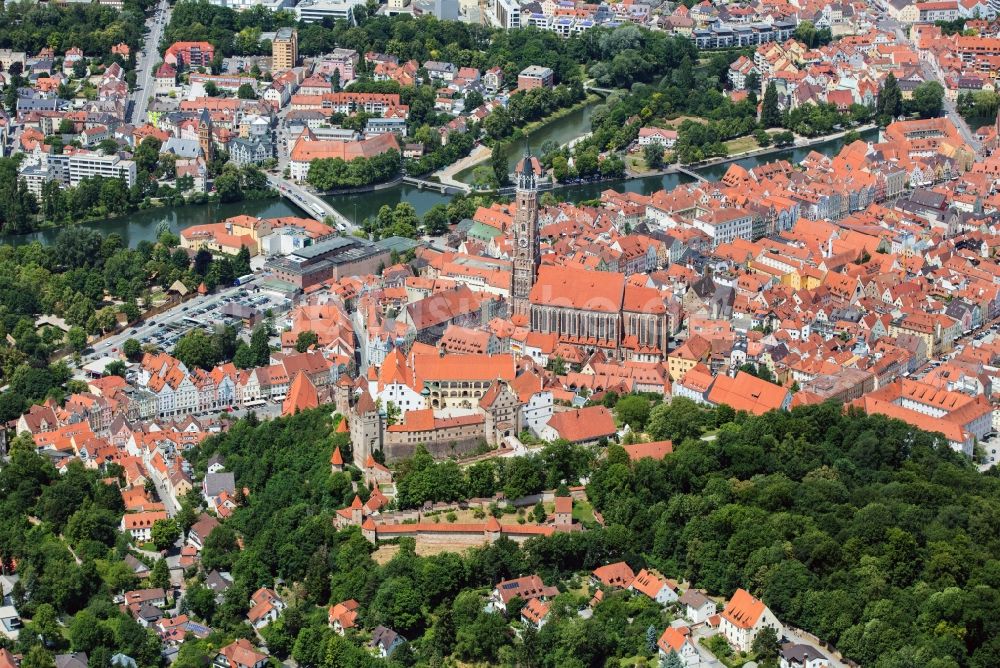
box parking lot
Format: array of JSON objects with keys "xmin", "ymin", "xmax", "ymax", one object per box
[{"xmin": 84, "ymin": 277, "xmax": 292, "ymax": 365}]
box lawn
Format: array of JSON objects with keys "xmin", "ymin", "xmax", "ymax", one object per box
[
  {"xmin": 572, "ymin": 499, "xmax": 597, "ymax": 525},
  {"xmin": 723, "ymin": 135, "xmax": 760, "ymax": 155},
  {"xmin": 626, "ymin": 154, "xmax": 650, "ymax": 174}
]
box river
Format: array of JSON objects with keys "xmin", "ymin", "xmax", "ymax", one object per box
[{"xmin": 5, "ymin": 118, "xmax": 878, "ymax": 246}]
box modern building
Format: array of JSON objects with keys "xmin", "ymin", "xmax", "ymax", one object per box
[
  {"xmin": 272, "ymin": 28, "xmax": 298, "ymax": 70},
  {"xmin": 265, "ymin": 237, "xmax": 391, "ymax": 290},
  {"xmin": 495, "ymin": 0, "xmax": 521, "ymax": 29},
  {"xmin": 19, "ymin": 147, "xmax": 137, "ymax": 196},
  {"xmin": 294, "ymin": 0, "xmax": 365, "ymax": 23},
  {"xmin": 517, "ymin": 65, "xmax": 554, "ymax": 90}
]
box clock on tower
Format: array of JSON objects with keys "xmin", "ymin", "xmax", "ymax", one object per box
[{"xmin": 510, "ymin": 150, "xmax": 540, "ymax": 322}]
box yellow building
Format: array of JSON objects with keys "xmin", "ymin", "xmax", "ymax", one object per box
[{"xmin": 272, "ymin": 27, "xmax": 298, "ymax": 70}]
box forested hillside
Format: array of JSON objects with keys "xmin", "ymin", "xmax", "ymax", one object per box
[{"xmin": 179, "ymin": 404, "xmax": 1000, "ymax": 667}]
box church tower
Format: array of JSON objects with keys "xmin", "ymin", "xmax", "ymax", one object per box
[
  {"xmin": 510, "ymin": 151, "xmax": 540, "ymax": 321},
  {"xmin": 198, "ymin": 109, "xmax": 215, "ymax": 162}
]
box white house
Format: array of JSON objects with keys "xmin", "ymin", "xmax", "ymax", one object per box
[
  {"xmin": 780, "ymin": 643, "xmax": 831, "ymax": 668},
  {"xmin": 678, "ymin": 589, "xmax": 717, "ymax": 624},
  {"xmin": 638, "ymin": 127, "xmax": 678, "ymax": 149},
  {"xmin": 719, "ymin": 588, "xmax": 784, "ymax": 653},
  {"xmin": 628, "ymin": 569, "xmax": 679, "ymax": 605},
  {"xmin": 657, "ymin": 626, "xmax": 699, "ymax": 666}
]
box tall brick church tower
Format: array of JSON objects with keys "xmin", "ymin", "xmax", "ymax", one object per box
[{"xmin": 510, "ymin": 151, "xmax": 540, "ymax": 321}]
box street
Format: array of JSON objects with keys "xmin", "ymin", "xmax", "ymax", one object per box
[{"xmin": 128, "ymin": 0, "xmax": 172, "ymax": 125}]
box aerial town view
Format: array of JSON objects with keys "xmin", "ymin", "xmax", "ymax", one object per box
[{"xmin": 2, "ymin": 0, "xmax": 1000, "ymax": 666}]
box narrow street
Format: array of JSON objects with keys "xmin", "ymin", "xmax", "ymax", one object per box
[{"xmin": 128, "ymin": 0, "xmax": 171, "ymax": 125}]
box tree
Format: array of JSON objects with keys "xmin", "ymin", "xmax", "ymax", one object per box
[
  {"xmin": 647, "ymin": 397, "xmax": 705, "ymax": 443},
  {"xmin": 745, "ymin": 70, "xmax": 760, "ymax": 93},
  {"xmin": 422, "ymin": 203, "xmax": 450, "ymax": 235},
  {"xmin": 150, "ymin": 557, "xmax": 170, "ymax": 590},
  {"xmin": 614, "ymin": 394, "xmax": 652, "ymax": 431},
  {"xmin": 643, "ymin": 142, "xmax": 665, "ymax": 169},
  {"xmin": 752, "ymin": 626, "xmax": 780, "ymax": 661},
  {"xmin": 761, "ymin": 81, "xmax": 782, "ymax": 128},
  {"xmin": 876, "ymin": 73, "xmax": 903, "ymax": 122},
  {"xmin": 249, "ymin": 324, "xmax": 272, "ymax": 366},
  {"xmin": 173, "ymin": 330, "xmax": 219, "ymax": 371},
  {"xmin": 123, "ymin": 338, "xmax": 142, "ymax": 361},
  {"xmin": 150, "ymin": 518, "xmax": 180, "ymax": 551},
  {"xmin": 295, "ymin": 330, "xmax": 318, "ymax": 353},
  {"xmin": 105, "ymin": 360, "xmax": 127, "ymax": 377},
  {"xmin": 491, "ymin": 142, "xmax": 509, "ymax": 187},
  {"xmin": 910, "ymin": 81, "xmax": 944, "ymax": 119},
  {"xmin": 237, "ymin": 83, "xmax": 257, "ymax": 99},
  {"xmin": 547, "ymin": 356, "xmax": 567, "ymax": 375},
  {"xmin": 67, "ymin": 326, "xmax": 87, "ymax": 352},
  {"xmin": 186, "ymin": 585, "xmax": 216, "ymax": 621},
  {"xmin": 465, "ymin": 90, "xmax": 484, "ymax": 111},
  {"xmin": 660, "ymin": 650, "xmax": 684, "ymax": 668},
  {"xmin": 133, "ymin": 137, "xmax": 162, "ymax": 174}
]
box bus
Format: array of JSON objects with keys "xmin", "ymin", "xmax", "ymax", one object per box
[{"xmin": 234, "ymin": 274, "xmax": 255, "ymax": 286}]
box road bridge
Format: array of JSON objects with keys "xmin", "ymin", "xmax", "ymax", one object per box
[
  {"xmin": 267, "ymin": 175, "xmax": 355, "ymax": 230},
  {"xmin": 402, "ymin": 176, "xmax": 470, "ymax": 194}
]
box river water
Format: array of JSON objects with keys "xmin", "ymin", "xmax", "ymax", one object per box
[{"xmin": 5, "ymin": 106, "xmax": 877, "ymax": 247}]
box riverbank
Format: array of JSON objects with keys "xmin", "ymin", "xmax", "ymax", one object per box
[
  {"xmin": 449, "ymin": 95, "xmax": 602, "ymax": 184},
  {"xmin": 623, "ymin": 124, "xmax": 879, "ymax": 180},
  {"xmin": 1, "ymin": 189, "xmax": 274, "ymax": 240},
  {"xmin": 515, "ymin": 94, "xmax": 601, "ymax": 141}
]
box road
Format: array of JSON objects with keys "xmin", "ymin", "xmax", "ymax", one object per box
[
  {"xmin": 265, "ymin": 174, "xmax": 356, "ymax": 231},
  {"xmin": 918, "ymin": 57, "xmax": 982, "ymax": 153},
  {"xmin": 880, "ymin": 14, "xmax": 982, "ymax": 155},
  {"xmin": 128, "ymin": 0, "xmax": 171, "ymax": 125}
]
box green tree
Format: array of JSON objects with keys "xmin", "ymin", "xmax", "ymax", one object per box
[
  {"xmin": 186, "ymin": 585, "xmax": 216, "ymax": 621},
  {"xmin": 661, "ymin": 650, "xmax": 684, "ymax": 668},
  {"xmin": 150, "ymin": 558, "xmax": 170, "ymax": 590},
  {"xmin": 643, "ymin": 142, "xmax": 664, "ymax": 169},
  {"xmin": 104, "ymin": 360, "xmax": 127, "ymax": 377},
  {"xmin": 295, "ymin": 330, "xmax": 318, "ymax": 352},
  {"xmin": 909, "ymin": 81, "xmax": 944, "ymax": 119},
  {"xmin": 491, "ymin": 142, "xmax": 509, "ymax": 187},
  {"xmin": 237, "ymin": 83, "xmax": 257, "ymax": 99},
  {"xmin": 122, "ymin": 338, "xmax": 142, "ymax": 361},
  {"xmin": 249, "ymin": 324, "xmax": 271, "ymax": 366},
  {"xmin": 876, "ymin": 72, "xmax": 903, "ymax": 122},
  {"xmin": 133, "ymin": 137, "xmax": 162, "ymax": 174},
  {"xmin": 752, "ymin": 626, "xmax": 781, "ymax": 661},
  {"xmin": 173, "ymin": 330, "xmax": 220, "ymax": 371},
  {"xmin": 761, "ymin": 81, "xmax": 781, "ymax": 128},
  {"xmin": 150, "ymin": 518, "xmax": 180, "ymax": 551},
  {"xmin": 67, "ymin": 326, "xmax": 88, "ymax": 352},
  {"xmin": 646, "ymin": 397, "xmax": 705, "ymax": 442},
  {"xmin": 614, "ymin": 394, "xmax": 652, "ymax": 431}
]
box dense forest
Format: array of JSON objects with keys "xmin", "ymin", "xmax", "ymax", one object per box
[
  {"xmin": 0, "ymin": 1, "xmax": 151, "ymax": 55},
  {"xmin": 178, "ymin": 403, "xmax": 1000, "ymax": 668}
]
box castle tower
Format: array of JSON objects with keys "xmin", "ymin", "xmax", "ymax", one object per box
[
  {"xmin": 510, "ymin": 150, "xmax": 540, "ymax": 321},
  {"xmin": 350, "ymin": 389, "xmax": 382, "ymax": 468}
]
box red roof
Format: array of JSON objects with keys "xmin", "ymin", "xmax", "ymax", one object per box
[
  {"xmin": 282, "ymin": 372, "xmax": 319, "ymax": 416},
  {"xmin": 622, "ymin": 440, "xmax": 673, "ymax": 461},
  {"xmin": 592, "ymin": 561, "xmax": 635, "ymax": 589},
  {"xmin": 546, "ymin": 405, "xmax": 617, "ymax": 443},
  {"xmin": 721, "ymin": 588, "xmax": 767, "ymax": 630}
]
